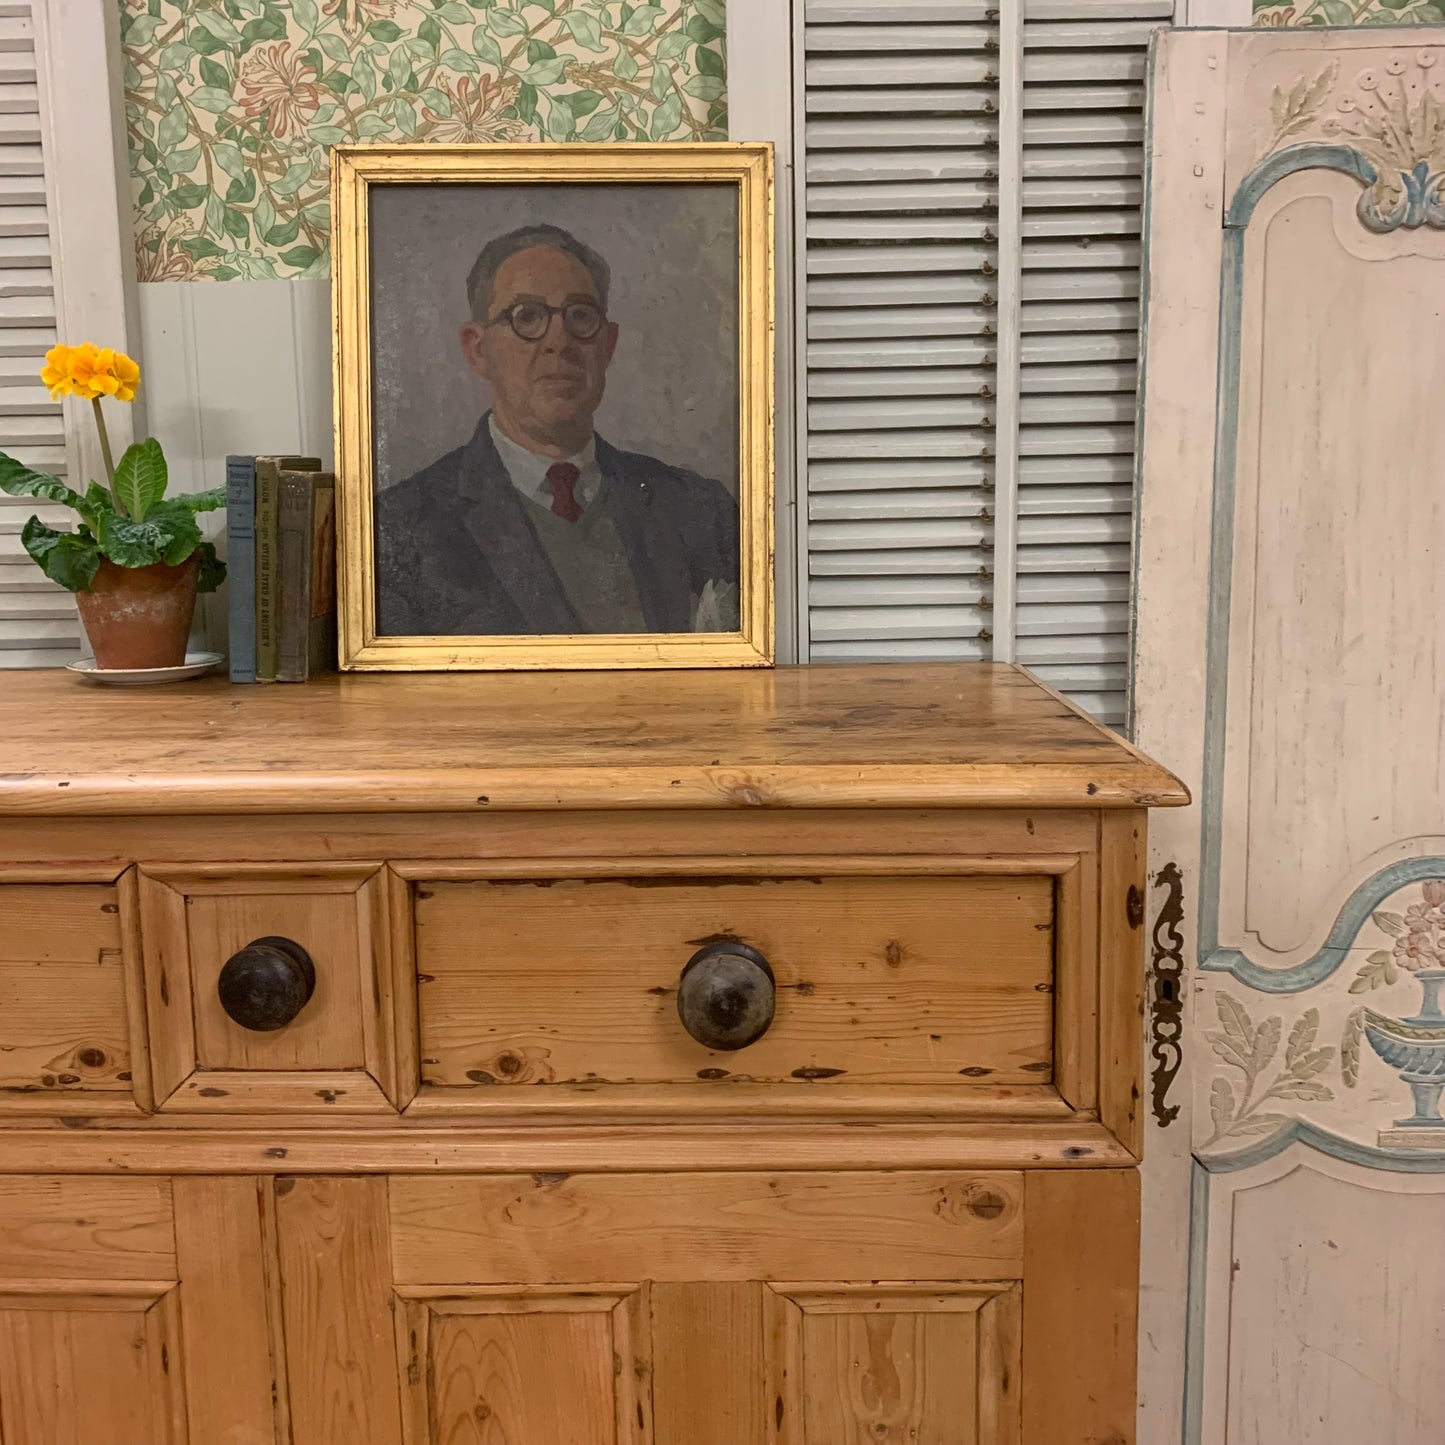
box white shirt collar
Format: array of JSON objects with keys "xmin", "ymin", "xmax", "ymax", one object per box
[{"xmin": 488, "ymin": 414, "xmax": 601, "ymax": 510}]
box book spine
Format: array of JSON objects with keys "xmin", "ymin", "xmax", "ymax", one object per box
[
  {"xmin": 276, "ymin": 473, "xmax": 312, "ymax": 683},
  {"xmin": 253, "ymin": 458, "xmax": 282, "ymax": 681},
  {"xmin": 307, "ymin": 479, "xmax": 338, "ymax": 677},
  {"xmin": 224, "ymin": 456, "xmax": 256, "ymax": 683}
]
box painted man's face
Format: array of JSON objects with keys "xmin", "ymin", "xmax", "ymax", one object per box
[{"xmin": 460, "ymin": 244, "xmax": 620, "ymax": 451}]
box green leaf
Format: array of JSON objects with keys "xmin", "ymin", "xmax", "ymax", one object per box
[
  {"xmin": 354, "ymin": 55, "xmax": 377, "ymax": 102},
  {"xmin": 209, "ymin": 264, "xmax": 241, "ymax": 280},
  {"xmin": 319, "ymin": 31, "xmax": 354, "ymax": 62},
  {"xmin": 189, "ymin": 86, "xmax": 235, "ymax": 114},
  {"xmin": 472, "ymin": 25, "xmax": 503, "ymax": 62},
  {"xmin": 1380, "ymin": 0, "xmax": 1413, "ymax": 8},
  {"xmin": 157, "ymin": 105, "xmax": 190, "ymax": 149},
  {"xmin": 388, "ymin": 46, "xmax": 412, "ymax": 89},
  {"xmin": 650, "ymin": 63, "xmax": 670, "ymax": 100},
  {"xmin": 225, "ymin": 170, "xmax": 257, "ymax": 204},
  {"xmin": 696, "ymin": 43, "xmax": 724, "ymax": 78},
  {"xmin": 157, "ymin": 42, "xmax": 197, "ymax": 71},
  {"xmin": 682, "ymin": 74, "xmax": 724, "ymax": 102},
  {"xmin": 297, "ymin": 250, "xmax": 330, "ymax": 280},
  {"xmin": 440, "ymin": 46, "xmax": 480, "ymax": 71},
  {"xmin": 171, "ymin": 183, "xmax": 209, "ymax": 210},
  {"xmin": 155, "ymin": 73, "xmax": 179, "ymax": 111},
  {"xmin": 272, "ymin": 160, "xmax": 315, "ymax": 196},
  {"xmin": 179, "ymin": 236, "xmax": 227, "ymax": 259},
  {"xmin": 623, "ymin": 3, "xmax": 664, "ymax": 35},
  {"xmin": 655, "ymin": 31, "xmax": 690, "ymax": 60},
  {"xmin": 517, "ymin": 82, "xmax": 537, "ymax": 124},
  {"xmin": 170, "ymin": 145, "xmax": 202, "ymax": 175},
  {"xmin": 545, "ymin": 97, "xmax": 574, "ymax": 140},
  {"xmin": 650, "ymin": 90, "xmax": 682, "ymax": 138},
  {"xmin": 21, "ymin": 519, "xmax": 100, "ymax": 593},
  {"xmin": 614, "ymin": 43, "xmax": 638, "ymax": 81},
  {"xmin": 1317, "ymin": 0, "xmax": 1353, "ymax": 18},
  {"xmin": 280, "ymin": 244, "xmax": 321, "ymax": 269},
  {"xmin": 193, "ymin": 10, "xmax": 243, "ymax": 45},
  {"xmin": 98, "ymin": 504, "xmax": 201, "ymax": 569},
  {"xmin": 195, "ymin": 540, "xmax": 226, "ymax": 594},
  {"xmin": 307, "ymin": 125, "xmax": 350, "ymax": 144},
  {"xmin": 559, "ymin": 11, "xmax": 605, "ymax": 50},
  {"xmin": 527, "ymin": 38, "xmax": 556, "ymax": 62},
  {"xmin": 222, "ymin": 205, "xmax": 250, "ymax": 241},
  {"xmin": 438, "ymin": 1, "xmax": 474, "ymax": 18},
  {"xmin": 125, "ymin": 13, "xmax": 163, "ymax": 45},
  {"xmin": 418, "ymin": 14, "xmax": 444, "ymax": 49},
  {"xmin": 265, "ymin": 216, "xmax": 301, "ymax": 245},
  {"xmin": 394, "ymin": 97, "xmax": 418, "ymax": 136},
  {"xmin": 579, "ymin": 103, "xmax": 618, "ymax": 140},
  {"xmin": 292, "ymin": 0, "xmax": 319, "ymax": 29},
  {"xmin": 357, "ymin": 111, "xmax": 393, "ymax": 136},
  {"xmin": 199, "ymin": 56, "xmax": 230, "ymax": 88},
  {"xmin": 211, "ymin": 141, "xmax": 247, "ymax": 183},
  {"xmin": 112, "ymin": 438, "xmax": 169, "ymax": 523},
  {"xmin": 366, "ymin": 18, "xmax": 403, "ymax": 40},
  {"xmin": 525, "ymin": 58, "xmax": 567, "ymax": 85},
  {"xmin": 0, "ymin": 456, "xmax": 85, "ymax": 510},
  {"xmin": 693, "ymin": 0, "xmax": 725, "ymax": 24},
  {"xmin": 181, "ymin": 486, "xmax": 227, "ymax": 514},
  {"xmin": 487, "ymin": 7, "xmax": 528, "ymax": 36},
  {"xmin": 254, "ymin": 192, "xmax": 278, "ymax": 240},
  {"xmin": 568, "ymin": 89, "xmax": 602, "ymax": 117},
  {"xmin": 685, "ymin": 14, "xmax": 721, "ymax": 43},
  {"xmin": 420, "ymin": 86, "xmax": 453, "ymax": 116},
  {"xmin": 189, "ymin": 26, "xmax": 228, "ymax": 55},
  {"xmin": 241, "ymin": 12, "xmax": 287, "ymax": 43},
  {"xmin": 302, "ymin": 199, "xmax": 330, "ymax": 229}
]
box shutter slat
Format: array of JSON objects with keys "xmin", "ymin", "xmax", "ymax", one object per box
[
  {"xmin": 809, "ymin": 241, "xmax": 993, "ymax": 275},
  {"xmin": 809, "ymin": 457, "xmax": 993, "ymax": 490},
  {"xmin": 804, "ymin": 22, "xmax": 996, "ymax": 50},
  {"xmin": 810, "ymin": 304, "xmax": 996, "ymax": 340},
  {"xmin": 806, "ymin": 88, "xmax": 996, "ymax": 117},
  {"xmin": 806, "ymin": 117, "xmax": 998, "ymax": 150},
  {"xmin": 809, "ymin": 366, "xmax": 993, "ymax": 398},
  {"xmin": 808, "ymin": 214, "xmax": 996, "ymax": 242},
  {"xmin": 811, "ymin": 547, "xmax": 991, "ymax": 576},
  {"xmin": 809, "ymin": 427, "xmax": 995, "ymax": 460},
  {"xmin": 810, "ymin": 336, "xmax": 995, "ymax": 368},
  {"xmin": 806, "ymin": 54, "xmax": 996, "ymax": 87},
  {"xmin": 812, "ymin": 488, "xmax": 990, "ymax": 520},
  {"xmin": 808, "ymin": 273, "xmax": 994, "ymax": 307}
]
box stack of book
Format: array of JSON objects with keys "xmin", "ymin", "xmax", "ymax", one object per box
[{"xmin": 225, "ymin": 455, "xmax": 337, "ymax": 683}]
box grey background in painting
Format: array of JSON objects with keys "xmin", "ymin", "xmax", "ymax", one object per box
[{"xmin": 369, "ymin": 182, "xmax": 739, "ymax": 493}]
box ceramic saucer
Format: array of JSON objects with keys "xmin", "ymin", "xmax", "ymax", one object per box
[{"xmin": 65, "ymin": 651, "xmax": 224, "ymax": 686}]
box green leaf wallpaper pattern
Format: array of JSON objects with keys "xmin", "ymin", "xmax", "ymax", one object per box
[
  {"xmin": 120, "ymin": 0, "xmax": 729, "ymax": 281},
  {"xmin": 1253, "ymin": 0, "xmax": 1444, "ymax": 26}
]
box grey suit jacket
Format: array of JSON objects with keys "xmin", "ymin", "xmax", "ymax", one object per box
[{"xmin": 375, "ymin": 417, "xmax": 739, "ymax": 636}]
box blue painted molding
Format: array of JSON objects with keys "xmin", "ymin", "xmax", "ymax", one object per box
[
  {"xmin": 1198, "ymin": 140, "xmax": 1445, "ymax": 991},
  {"xmin": 1203, "ymin": 855, "xmax": 1445, "ymax": 992}
]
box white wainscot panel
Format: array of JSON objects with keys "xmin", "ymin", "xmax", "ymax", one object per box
[{"xmin": 1195, "ymin": 1149, "xmax": 1445, "ymax": 1445}]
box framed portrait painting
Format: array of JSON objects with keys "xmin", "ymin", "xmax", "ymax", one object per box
[{"xmin": 331, "ymin": 143, "xmax": 773, "ymax": 670}]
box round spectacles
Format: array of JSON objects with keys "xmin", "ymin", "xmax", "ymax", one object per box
[{"xmin": 487, "ymin": 300, "xmax": 606, "ymax": 343}]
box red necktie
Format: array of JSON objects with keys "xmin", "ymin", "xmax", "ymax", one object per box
[{"xmin": 546, "ymin": 462, "xmax": 583, "ymax": 523}]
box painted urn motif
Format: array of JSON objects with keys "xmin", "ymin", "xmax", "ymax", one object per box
[{"xmin": 1356, "ymin": 880, "xmax": 1445, "ymax": 1127}]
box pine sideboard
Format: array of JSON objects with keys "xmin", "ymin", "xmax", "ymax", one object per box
[{"xmin": 0, "ymin": 663, "xmax": 1185, "ymax": 1445}]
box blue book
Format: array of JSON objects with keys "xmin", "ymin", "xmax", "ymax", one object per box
[{"xmin": 225, "ymin": 455, "xmax": 257, "ymax": 682}]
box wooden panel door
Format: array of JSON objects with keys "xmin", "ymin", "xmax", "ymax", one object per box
[
  {"xmin": 273, "ymin": 1169, "xmax": 1138, "ymax": 1445},
  {"xmin": 0, "ymin": 1176, "xmax": 282, "ymax": 1445}
]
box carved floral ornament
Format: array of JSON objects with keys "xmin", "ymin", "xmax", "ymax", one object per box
[{"xmin": 1260, "ymin": 49, "xmax": 1445, "ymax": 231}]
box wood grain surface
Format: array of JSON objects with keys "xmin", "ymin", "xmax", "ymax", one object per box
[
  {"xmin": 0, "ymin": 664, "xmax": 1187, "ymax": 815},
  {"xmin": 389, "ymin": 1171, "xmax": 1024, "ymax": 1284},
  {"xmin": 416, "ymin": 875, "xmax": 1054, "ymax": 1090},
  {"xmin": 0, "ymin": 884, "xmax": 132, "ymax": 1096}
]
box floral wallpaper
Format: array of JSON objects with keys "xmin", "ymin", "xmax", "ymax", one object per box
[
  {"xmin": 119, "ymin": 0, "xmax": 728, "ymax": 281},
  {"xmin": 1254, "ymin": 0, "xmax": 1444, "ymax": 26}
]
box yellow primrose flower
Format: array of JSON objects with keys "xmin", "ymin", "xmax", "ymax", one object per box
[{"xmin": 38, "ymin": 341, "xmax": 141, "ymax": 403}]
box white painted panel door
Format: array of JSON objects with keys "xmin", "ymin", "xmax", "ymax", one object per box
[{"xmin": 1133, "ymin": 25, "xmax": 1445, "ymax": 1445}]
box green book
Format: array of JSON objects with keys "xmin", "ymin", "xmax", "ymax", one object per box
[
  {"xmin": 276, "ymin": 469, "xmax": 337, "ymax": 683},
  {"xmin": 254, "ymin": 455, "xmax": 320, "ymax": 682}
]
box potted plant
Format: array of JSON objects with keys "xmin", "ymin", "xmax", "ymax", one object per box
[{"xmin": 0, "ymin": 341, "xmax": 224, "ymax": 670}]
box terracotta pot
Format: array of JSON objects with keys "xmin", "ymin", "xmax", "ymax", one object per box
[{"xmin": 75, "ymin": 555, "xmax": 200, "ymax": 670}]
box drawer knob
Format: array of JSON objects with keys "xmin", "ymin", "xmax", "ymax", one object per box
[
  {"xmin": 217, "ymin": 936, "xmax": 316, "ymax": 1032},
  {"xmin": 677, "ymin": 941, "xmax": 775, "ymax": 1051}
]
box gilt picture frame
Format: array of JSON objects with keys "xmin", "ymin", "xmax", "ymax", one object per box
[{"xmin": 331, "ymin": 143, "xmax": 773, "ymax": 671}]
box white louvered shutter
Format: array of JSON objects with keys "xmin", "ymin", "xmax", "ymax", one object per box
[
  {"xmin": 799, "ymin": 0, "xmax": 1167, "ymax": 727},
  {"xmin": 0, "ymin": 0, "xmax": 77, "ymax": 669}
]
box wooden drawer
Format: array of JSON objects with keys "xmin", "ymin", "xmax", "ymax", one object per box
[
  {"xmin": 414, "ymin": 873, "xmax": 1057, "ymax": 1097},
  {"xmin": 0, "ymin": 882, "xmax": 141, "ymax": 1108},
  {"xmin": 138, "ymin": 866, "xmax": 407, "ymax": 1112}
]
